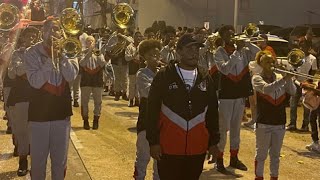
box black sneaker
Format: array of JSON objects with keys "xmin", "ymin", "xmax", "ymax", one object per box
[
  {"xmin": 230, "ymin": 156, "xmax": 248, "ymax": 171},
  {"xmin": 122, "ymin": 93, "xmax": 129, "ymax": 101},
  {"xmin": 73, "ymin": 101, "xmax": 79, "ymax": 107},
  {"xmin": 215, "ymin": 158, "xmax": 227, "ymax": 173},
  {"xmin": 6, "ymin": 126, "xmax": 12, "ymax": 134},
  {"xmin": 17, "ymin": 158, "xmax": 28, "ymax": 176},
  {"xmin": 286, "ymin": 124, "xmax": 297, "ymax": 131},
  {"xmin": 128, "ymin": 99, "xmax": 134, "ymax": 107},
  {"xmin": 300, "ymin": 125, "xmax": 309, "ymax": 132},
  {"xmin": 83, "ymin": 120, "xmax": 90, "ymax": 130}
]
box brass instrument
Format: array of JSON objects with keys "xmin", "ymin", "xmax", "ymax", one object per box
[
  {"xmin": 0, "ymin": 3, "xmax": 19, "ymax": 31},
  {"xmin": 111, "ymin": 3, "xmax": 135, "ymax": 29},
  {"xmin": 51, "ymin": 8, "xmax": 83, "ymax": 71},
  {"xmin": 206, "ymin": 32, "xmax": 222, "ymax": 53},
  {"xmin": 54, "ymin": 8, "xmax": 82, "ymax": 59},
  {"xmin": 244, "ymin": 23, "xmax": 259, "ymax": 38},
  {"xmin": 233, "ymin": 23, "xmax": 261, "ymax": 42},
  {"xmin": 106, "ymin": 3, "xmax": 135, "ymax": 57},
  {"xmin": 287, "ymin": 48, "xmax": 305, "ymax": 68},
  {"xmin": 272, "ymin": 48, "xmax": 320, "ymax": 81}
]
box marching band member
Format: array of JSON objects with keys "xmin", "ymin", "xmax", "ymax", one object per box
[
  {"xmin": 301, "ymin": 81, "xmax": 320, "ymax": 153},
  {"xmin": 133, "ymin": 39, "xmax": 161, "ymax": 180},
  {"xmin": 125, "ymin": 31, "xmax": 143, "ymax": 107},
  {"xmin": 214, "ymin": 25, "xmax": 260, "ymax": 173},
  {"xmin": 160, "ymin": 26, "xmax": 177, "ymax": 64},
  {"xmin": 80, "ymin": 35, "xmax": 106, "ymax": 130},
  {"xmin": 24, "ymin": 18, "xmax": 79, "ymax": 180},
  {"xmin": 287, "ymin": 37, "xmax": 317, "ymax": 131},
  {"xmin": 244, "ymin": 34, "xmax": 276, "ymax": 128},
  {"xmin": 252, "ymin": 51, "xmax": 296, "ymax": 180},
  {"xmin": 106, "ymin": 29, "xmax": 131, "ymax": 101},
  {"xmin": 7, "ymin": 26, "xmax": 40, "ymax": 176}
]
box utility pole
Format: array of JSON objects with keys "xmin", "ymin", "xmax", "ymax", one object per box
[{"xmin": 233, "ymin": 0, "xmax": 239, "ymax": 32}]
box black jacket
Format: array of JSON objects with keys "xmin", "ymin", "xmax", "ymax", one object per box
[{"xmin": 146, "ymin": 62, "xmax": 220, "ymax": 155}]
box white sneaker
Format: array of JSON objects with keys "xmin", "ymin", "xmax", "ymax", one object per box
[{"xmin": 306, "ymin": 142, "xmax": 320, "ymax": 153}]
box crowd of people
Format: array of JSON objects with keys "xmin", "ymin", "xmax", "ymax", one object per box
[{"xmin": 1, "ymin": 1, "xmax": 320, "ymax": 180}]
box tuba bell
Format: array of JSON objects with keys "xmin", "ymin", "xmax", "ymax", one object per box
[
  {"xmin": 0, "ymin": 3, "xmax": 20, "ymax": 31},
  {"xmin": 106, "ymin": 3, "xmax": 135, "ymax": 57},
  {"xmin": 111, "ymin": 3, "xmax": 135, "ymax": 29}
]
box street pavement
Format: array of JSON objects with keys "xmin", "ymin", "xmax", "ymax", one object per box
[{"xmin": 1, "ymin": 94, "xmax": 320, "ymax": 180}]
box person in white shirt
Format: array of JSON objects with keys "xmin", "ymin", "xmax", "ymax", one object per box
[{"xmin": 287, "ymin": 37, "xmax": 318, "ymax": 131}]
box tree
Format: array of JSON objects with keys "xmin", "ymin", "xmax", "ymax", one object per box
[{"xmin": 94, "ymin": 0, "xmax": 110, "ymax": 27}]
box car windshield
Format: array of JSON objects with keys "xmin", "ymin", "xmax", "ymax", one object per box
[{"xmin": 268, "ymin": 41, "xmax": 289, "ymax": 57}]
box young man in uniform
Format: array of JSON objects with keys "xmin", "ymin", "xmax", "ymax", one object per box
[
  {"xmin": 252, "ymin": 51, "xmax": 296, "ymax": 180},
  {"xmin": 7, "ymin": 26, "xmax": 40, "ymax": 176},
  {"xmin": 146, "ymin": 34, "xmax": 220, "ymax": 180},
  {"xmin": 214, "ymin": 25, "xmax": 260, "ymax": 173},
  {"xmin": 133, "ymin": 39, "xmax": 161, "ymax": 180},
  {"xmin": 125, "ymin": 31, "xmax": 143, "ymax": 107},
  {"xmin": 24, "ymin": 19, "xmax": 79, "ymax": 180},
  {"xmin": 80, "ymin": 35, "xmax": 106, "ymax": 130}
]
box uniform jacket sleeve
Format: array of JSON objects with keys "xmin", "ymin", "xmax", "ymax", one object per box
[
  {"xmin": 206, "ymin": 76, "xmax": 220, "ymax": 146},
  {"xmin": 125, "ymin": 43, "xmax": 137, "ymax": 62},
  {"xmin": 146, "ymin": 71, "xmax": 164, "ymax": 146},
  {"xmin": 25, "ymin": 46, "xmax": 53, "ymax": 89},
  {"xmin": 252, "ymin": 74, "xmax": 286, "ymax": 94},
  {"xmin": 59, "ymin": 57, "xmax": 79, "ymax": 82},
  {"xmin": 214, "ymin": 46, "xmax": 239, "ymax": 75},
  {"xmin": 284, "ymin": 78, "xmax": 297, "ymax": 96},
  {"xmin": 136, "ymin": 70, "xmax": 152, "ymax": 98}
]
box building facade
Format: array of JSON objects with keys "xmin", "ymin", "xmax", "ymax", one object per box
[{"xmin": 81, "ymin": 0, "xmax": 320, "ymax": 32}]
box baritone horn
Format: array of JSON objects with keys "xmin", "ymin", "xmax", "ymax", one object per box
[
  {"xmin": 56, "ymin": 8, "xmax": 83, "ymax": 59},
  {"xmin": 106, "ymin": 3, "xmax": 135, "ymax": 57},
  {"xmin": 111, "ymin": 3, "xmax": 135, "ymax": 29},
  {"xmin": 0, "ymin": 3, "xmax": 20, "ymax": 31}
]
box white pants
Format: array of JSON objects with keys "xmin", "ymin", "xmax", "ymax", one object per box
[
  {"xmin": 81, "ymin": 86, "xmax": 103, "ymax": 117},
  {"xmin": 69, "ymin": 75, "xmax": 81, "ymax": 102},
  {"xmin": 134, "ymin": 131, "xmax": 160, "ymax": 180},
  {"xmin": 218, "ymin": 98, "xmax": 245, "ymax": 153},
  {"xmin": 127, "ymin": 74, "xmax": 138, "ymax": 100},
  {"xmin": 255, "ymin": 123, "xmax": 285, "ymax": 178},
  {"xmin": 29, "ymin": 118, "xmax": 70, "ymax": 180},
  {"xmin": 112, "ymin": 64, "xmax": 128, "ymax": 92},
  {"xmin": 11, "ymin": 102, "xmax": 29, "ymax": 155}
]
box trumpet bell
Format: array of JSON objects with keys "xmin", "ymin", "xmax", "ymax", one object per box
[
  {"xmin": 111, "ymin": 3, "xmax": 134, "ymax": 29},
  {"xmin": 0, "ymin": 3, "xmax": 19, "ymax": 31},
  {"xmin": 60, "ymin": 8, "xmax": 83, "ymax": 36}
]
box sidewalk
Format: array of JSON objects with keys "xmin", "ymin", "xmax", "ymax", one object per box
[{"xmin": 0, "ymin": 115, "xmax": 91, "ymax": 180}]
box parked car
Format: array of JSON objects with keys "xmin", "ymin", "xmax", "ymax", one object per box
[{"xmin": 270, "ymin": 27, "xmax": 294, "ymax": 41}]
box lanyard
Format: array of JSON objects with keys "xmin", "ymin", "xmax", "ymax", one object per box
[{"xmin": 177, "ymin": 66, "xmax": 198, "ymax": 92}]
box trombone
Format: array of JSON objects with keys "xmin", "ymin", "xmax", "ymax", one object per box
[
  {"xmin": 272, "ymin": 67, "xmax": 320, "ymax": 81},
  {"xmin": 272, "ymin": 48, "xmax": 320, "ymax": 81}
]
